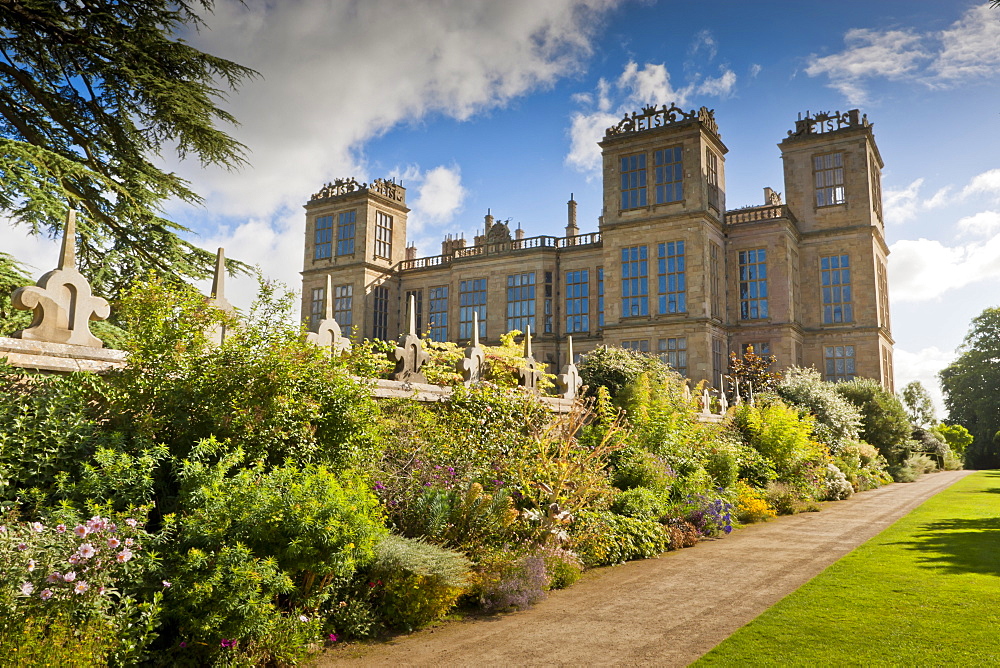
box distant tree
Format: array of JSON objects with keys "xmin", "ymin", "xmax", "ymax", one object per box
[
  {"xmin": 930, "ymin": 423, "xmax": 974, "ymax": 459},
  {"xmin": 900, "ymin": 381, "xmax": 936, "ymax": 427},
  {"xmin": 939, "ymin": 306, "xmax": 1000, "ymax": 468},
  {"xmin": 0, "ymin": 0, "xmax": 257, "ymax": 299},
  {"xmin": 0, "ymin": 251, "xmax": 31, "ymax": 334},
  {"xmin": 726, "ymin": 345, "xmax": 781, "ymax": 396},
  {"xmin": 835, "ymin": 377, "xmax": 913, "ymax": 466}
]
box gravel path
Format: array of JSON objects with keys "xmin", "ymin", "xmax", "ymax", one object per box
[{"xmin": 319, "ymin": 470, "xmax": 972, "ymax": 667}]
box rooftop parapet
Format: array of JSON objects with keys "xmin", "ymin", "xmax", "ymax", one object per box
[
  {"xmin": 309, "ymin": 176, "xmax": 405, "ymax": 204},
  {"xmin": 786, "ymin": 109, "xmax": 869, "ymax": 139},
  {"xmin": 604, "ymin": 103, "xmax": 718, "ymax": 138}
]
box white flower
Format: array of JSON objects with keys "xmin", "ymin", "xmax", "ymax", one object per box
[
  {"xmin": 20, "ymin": 582, "xmax": 34, "ymax": 596},
  {"xmin": 299, "ymin": 615, "xmax": 309, "ymax": 623},
  {"xmin": 31, "ymin": 522, "xmax": 44, "ymax": 533},
  {"xmin": 63, "ymin": 571, "xmax": 76, "ymax": 583},
  {"xmin": 78, "ymin": 543, "xmax": 96, "ymax": 559}
]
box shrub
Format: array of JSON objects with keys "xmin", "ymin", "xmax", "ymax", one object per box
[
  {"xmin": 578, "ymin": 346, "xmax": 669, "ymax": 398},
  {"xmin": 835, "ymin": 378, "xmax": 913, "ymax": 466},
  {"xmin": 473, "ymin": 548, "xmax": 549, "ymax": 613},
  {"xmin": 732, "ymin": 401, "xmax": 824, "ymax": 474},
  {"xmin": 611, "ymin": 487, "xmax": 670, "ymax": 520},
  {"xmin": 539, "ymin": 546, "xmax": 583, "ymax": 589},
  {"xmin": 571, "ymin": 510, "xmax": 671, "ymax": 567},
  {"xmin": 612, "ymin": 449, "xmax": 675, "ymax": 491},
  {"xmin": 674, "ymin": 494, "xmax": 734, "ymax": 536},
  {"xmin": 733, "ymin": 481, "xmax": 776, "ymax": 524},
  {"xmin": 366, "ymin": 535, "xmax": 471, "ymax": 631},
  {"xmin": 889, "ymin": 453, "xmax": 937, "ymax": 483},
  {"xmin": 765, "ymin": 482, "xmax": 800, "ymax": 516},
  {"xmin": 822, "ymin": 463, "xmax": 854, "ymax": 501},
  {"xmin": 777, "ymin": 366, "xmax": 863, "ymax": 447}
]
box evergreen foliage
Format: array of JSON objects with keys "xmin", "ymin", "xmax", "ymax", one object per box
[
  {"xmin": 0, "ymin": 0, "xmax": 257, "ymax": 298},
  {"xmin": 834, "ymin": 378, "xmax": 913, "ymax": 467}
]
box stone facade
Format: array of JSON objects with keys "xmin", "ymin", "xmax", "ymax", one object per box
[{"xmin": 300, "ymin": 107, "xmax": 894, "ymax": 390}]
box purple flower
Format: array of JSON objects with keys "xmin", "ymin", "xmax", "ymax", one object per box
[
  {"xmin": 220, "ymin": 639, "xmax": 235, "ymax": 649},
  {"xmin": 46, "ymin": 572, "xmax": 61, "ymax": 584},
  {"xmin": 179, "ymin": 641, "xmax": 187, "ymax": 649},
  {"xmin": 125, "ymin": 518, "xmax": 138, "ymax": 529},
  {"xmin": 16, "ymin": 543, "xmax": 27, "ymax": 551},
  {"xmin": 40, "ymin": 589, "xmax": 53, "ymax": 601},
  {"xmin": 328, "ymin": 633, "xmax": 338, "ymax": 643},
  {"xmin": 374, "ymin": 481, "xmax": 385, "ymax": 491},
  {"xmin": 162, "ymin": 580, "xmax": 172, "ymax": 588}
]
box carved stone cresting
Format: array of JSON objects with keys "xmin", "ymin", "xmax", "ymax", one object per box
[
  {"xmin": 11, "ymin": 209, "xmax": 110, "ymax": 347},
  {"xmin": 310, "ymin": 176, "xmax": 405, "ymax": 203},
  {"xmin": 306, "ymin": 275, "xmax": 352, "ymax": 357},
  {"xmin": 517, "ymin": 326, "xmax": 543, "ymax": 393},
  {"xmin": 788, "ymin": 109, "xmax": 867, "ymax": 138},
  {"xmin": 605, "ymin": 103, "xmax": 717, "ymax": 138},
  {"xmin": 391, "ymin": 294, "xmax": 429, "ymax": 383},
  {"xmin": 457, "ymin": 311, "xmax": 485, "ymax": 385},
  {"xmin": 207, "ymin": 248, "xmax": 237, "ymax": 346},
  {"xmin": 556, "ymin": 336, "xmax": 582, "ymax": 400}
]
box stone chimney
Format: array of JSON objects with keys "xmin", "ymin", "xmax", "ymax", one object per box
[
  {"xmin": 441, "ymin": 234, "xmax": 467, "ymax": 256},
  {"xmin": 405, "ymin": 244, "xmax": 418, "ymax": 261},
  {"xmin": 515, "ymin": 223, "xmax": 525, "ymax": 241},
  {"xmin": 484, "ymin": 209, "xmax": 494, "ymax": 234},
  {"xmin": 566, "ymin": 194, "xmax": 579, "ymax": 238}
]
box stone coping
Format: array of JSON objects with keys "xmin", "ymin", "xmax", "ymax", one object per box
[
  {"xmin": 364, "ymin": 377, "xmax": 576, "ymax": 412},
  {"xmin": 0, "ymin": 336, "xmax": 127, "ymax": 374}
]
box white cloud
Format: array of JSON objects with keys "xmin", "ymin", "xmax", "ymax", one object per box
[
  {"xmin": 0, "ymin": 219, "xmax": 61, "ymax": 276},
  {"xmin": 961, "ymin": 168, "xmax": 1000, "ymax": 199},
  {"xmin": 957, "ymin": 210, "xmax": 1000, "ymax": 238},
  {"xmin": 893, "ymin": 346, "xmax": 957, "ymax": 418},
  {"xmin": 806, "ymin": 5, "xmax": 1000, "ymax": 103},
  {"xmin": 930, "ymin": 4, "xmax": 1000, "ymax": 82},
  {"xmin": 885, "ymin": 168, "xmax": 1000, "ymax": 227},
  {"xmin": 749, "ymin": 63, "xmax": 762, "ymax": 78},
  {"xmin": 413, "ymin": 166, "xmax": 466, "ymax": 224},
  {"xmin": 890, "ymin": 234, "xmax": 1000, "ymax": 302},
  {"xmin": 883, "ymin": 178, "xmax": 924, "ymax": 225},
  {"xmin": 805, "ymin": 28, "xmax": 928, "ymax": 103},
  {"xmin": 566, "ymin": 31, "xmax": 737, "ymax": 175}
]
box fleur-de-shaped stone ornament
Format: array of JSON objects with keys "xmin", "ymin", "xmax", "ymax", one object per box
[
  {"xmin": 556, "ymin": 336, "xmax": 582, "ymax": 399},
  {"xmin": 457, "ymin": 311, "xmax": 485, "ymax": 385},
  {"xmin": 391, "ymin": 294, "xmax": 429, "ymax": 383},
  {"xmin": 206, "ymin": 247, "xmax": 237, "ymax": 346},
  {"xmin": 306, "ymin": 275, "xmax": 352, "ymax": 357},
  {"xmin": 517, "ymin": 326, "xmax": 543, "ymax": 393},
  {"xmin": 11, "ymin": 209, "xmax": 110, "ymax": 347}
]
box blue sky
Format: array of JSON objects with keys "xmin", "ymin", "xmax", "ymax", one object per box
[{"xmin": 5, "ymin": 0, "xmax": 1000, "ymax": 414}]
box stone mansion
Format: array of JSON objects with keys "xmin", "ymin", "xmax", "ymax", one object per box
[{"xmin": 300, "ymin": 105, "xmax": 894, "ymax": 391}]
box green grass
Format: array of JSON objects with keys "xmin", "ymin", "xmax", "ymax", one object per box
[{"xmin": 698, "ymin": 470, "xmax": 1000, "ymax": 667}]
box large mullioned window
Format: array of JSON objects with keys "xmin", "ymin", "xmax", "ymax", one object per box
[
  {"xmin": 309, "ymin": 286, "xmax": 325, "ymax": 330},
  {"xmin": 336, "ymin": 211, "xmax": 356, "ymax": 256},
  {"xmin": 621, "ymin": 245, "xmax": 649, "ymax": 317},
  {"xmin": 334, "ymin": 284, "xmax": 353, "ymax": 329},
  {"xmin": 372, "ymin": 286, "xmax": 389, "ymax": 340},
  {"xmin": 738, "ymin": 249, "xmax": 768, "ymax": 320},
  {"xmin": 565, "ymin": 270, "xmax": 589, "ymax": 333},
  {"xmin": 620, "ymin": 153, "xmax": 647, "ymax": 209},
  {"xmin": 314, "ymin": 216, "xmax": 333, "ymax": 260},
  {"xmin": 506, "ymin": 272, "xmax": 536, "ymax": 333},
  {"xmin": 405, "ymin": 289, "xmax": 423, "ymax": 334},
  {"xmin": 821, "ymin": 255, "xmax": 853, "ymax": 324},
  {"xmin": 459, "ymin": 279, "xmax": 487, "ymax": 341},
  {"xmin": 374, "ymin": 211, "xmax": 392, "ymax": 260},
  {"xmin": 654, "ymin": 146, "xmax": 683, "ymax": 204},
  {"xmin": 814, "ymin": 153, "xmax": 845, "ymax": 206},
  {"xmin": 597, "ymin": 267, "xmax": 605, "ymax": 327},
  {"xmin": 658, "ymin": 337, "xmax": 687, "ymax": 376},
  {"xmin": 428, "ymin": 286, "xmax": 448, "ymax": 342},
  {"xmin": 657, "ymin": 241, "xmax": 686, "ymax": 314},
  {"xmin": 825, "ymin": 345, "xmax": 856, "ymax": 382}
]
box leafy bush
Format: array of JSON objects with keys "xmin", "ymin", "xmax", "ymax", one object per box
[
  {"xmin": 889, "ymin": 453, "xmax": 937, "ymax": 483},
  {"xmin": 570, "ymin": 510, "xmax": 671, "ymax": 567},
  {"xmin": 578, "ymin": 345, "xmax": 676, "ymax": 398},
  {"xmin": 611, "ymin": 449, "xmax": 675, "ymax": 491},
  {"xmin": 733, "ymin": 481, "xmax": 776, "ymax": 524},
  {"xmin": 732, "ymin": 401, "xmax": 823, "ymax": 474},
  {"xmin": 675, "ymin": 494, "xmax": 734, "ymax": 536},
  {"xmin": 765, "ymin": 482, "xmax": 800, "ymax": 516},
  {"xmin": 611, "ymin": 487, "xmax": 670, "ymax": 520},
  {"xmin": 822, "ymin": 463, "xmax": 854, "ymax": 501},
  {"xmin": 366, "ymin": 535, "xmax": 471, "ymax": 631},
  {"xmin": 538, "ymin": 546, "xmax": 583, "ymax": 589},
  {"xmin": 473, "ymin": 548, "xmax": 549, "ymax": 613},
  {"xmin": 835, "ymin": 378, "xmax": 913, "ymax": 466},
  {"xmin": 777, "ymin": 366, "xmax": 863, "ymax": 447}
]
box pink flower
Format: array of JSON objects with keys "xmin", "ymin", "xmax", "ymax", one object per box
[
  {"xmin": 55, "ymin": 523, "xmax": 67, "ymax": 533},
  {"xmin": 73, "ymin": 525, "xmax": 88, "ymax": 538},
  {"xmin": 86, "ymin": 516, "xmax": 105, "ymax": 531},
  {"xmin": 73, "ymin": 582, "xmax": 89, "ymax": 595},
  {"xmin": 39, "ymin": 589, "xmax": 53, "ymax": 601},
  {"xmin": 116, "ymin": 549, "xmax": 133, "ymax": 563},
  {"xmin": 0, "ymin": 525, "xmax": 6, "ymax": 533},
  {"xmin": 47, "ymin": 572, "xmax": 61, "ymax": 584},
  {"xmin": 20, "ymin": 582, "xmax": 34, "ymax": 596},
  {"xmin": 106, "ymin": 538, "xmax": 120, "ymax": 549},
  {"xmin": 125, "ymin": 518, "xmax": 138, "ymax": 528},
  {"xmin": 328, "ymin": 633, "xmax": 338, "ymax": 643},
  {"xmin": 298, "ymin": 615, "xmax": 309, "ymax": 622},
  {"xmin": 78, "ymin": 543, "xmax": 96, "ymax": 559},
  {"xmin": 31, "ymin": 522, "xmax": 44, "ymax": 533},
  {"xmin": 67, "ymin": 554, "xmax": 81, "ymax": 565},
  {"xmin": 16, "ymin": 543, "xmax": 27, "ymax": 551},
  {"xmin": 63, "ymin": 571, "xmax": 76, "ymax": 583},
  {"xmin": 162, "ymin": 580, "xmax": 172, "ymax": 588},
  {"xmin": 125, "ymin": 538, "xmax": 134, "ymax": 547}
]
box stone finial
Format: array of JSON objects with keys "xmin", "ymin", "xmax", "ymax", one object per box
[
  {"xmin": 207, "ymin": 247, "xmax": 237, "ymax": 346},
  {"xmin": 517, "ymin": 325, "xmax": 543, "ymax": 393},
  {"xmin": 556, "ymin": 336, "xmax": 582, "ymax": 400},
  {"xmin": 391, "ymin": 293, "xmax": 429, "ymax": 383},
  {"xmin": 306, "ymin": 275, "xmax": 352, "ymax": 356},
  {"xmin": 719, "ymin": 389, "xmax": 729, "ymax": 414},
  {"xmin": 682, "ymin": 382, "xmax": 692, "ymax": 403},
  {"xmin": 701, "ymin": 388, "xmax": 712, "ymax": 416},
  {"xmin": 11, "ymin": 209, "xmax": 110, "ymax": 348},
  {"xmin": 457, "ymin": 311, "xmax": 485, "ymax": 385}
]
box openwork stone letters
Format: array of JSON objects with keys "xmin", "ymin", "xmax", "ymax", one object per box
[
  {"xmin": 605, "ymin": 103, "xmax": 718, "ymax": 138},
  {"xmin": 788, "ymin": 109, "xmax": 867, "ymax": 137},
  {"xmin": 306, "ymin": 275, "xmax": 352, "ymax": 357},
  {"xmin": 391, "ymin": 294, "xmax": 429, "ymax": 383},
  {"xmin": 310, "ymin": 177, "xmax": 404, "ymax": 203},
  {"xmin": 12, "ymin": 209, "xmax": 110, "ymax": 348}
]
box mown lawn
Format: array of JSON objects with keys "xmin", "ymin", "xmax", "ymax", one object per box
[{"xmin": 698, "ymin": 470, "xmax": 1000, "ymax": 667}]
